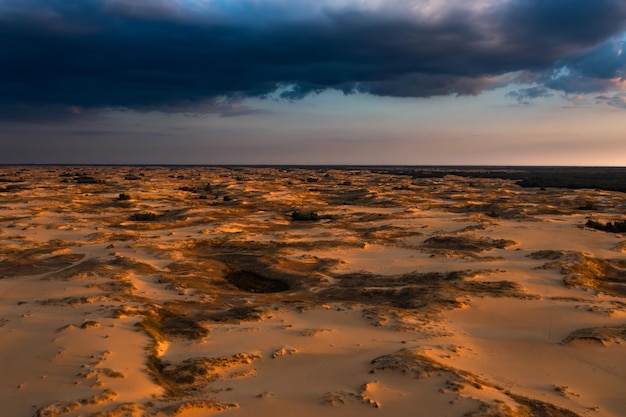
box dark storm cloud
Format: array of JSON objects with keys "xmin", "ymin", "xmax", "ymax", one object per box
[
  {"xmin": 506, "ymin": 86, "xmax": 554, "ymax": 105},
  {"xmin": 1, "ymin": 0, "xmax": 626, "ymax": 121}
]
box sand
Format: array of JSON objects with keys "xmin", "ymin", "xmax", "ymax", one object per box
[{"xmin": 0, "ymin": 166, "xmax": 625, "ymax": 417}]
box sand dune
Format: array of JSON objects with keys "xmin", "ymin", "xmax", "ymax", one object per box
[{"xmin": 0, "ymin": 166, "xmax": 624, "ymax": 417}]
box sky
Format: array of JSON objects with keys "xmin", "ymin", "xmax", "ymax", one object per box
[{"xmin": 1, "ymin": 0, "xmax": 626, "ymax": 165}]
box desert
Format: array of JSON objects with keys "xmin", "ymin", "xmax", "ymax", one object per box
[{"xmin": 0, "ymin": 165, "xmax": 625, "ymax": 417}]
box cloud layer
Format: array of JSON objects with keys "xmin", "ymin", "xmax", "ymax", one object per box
[{"xmin": 1, "ymin": 0, "xmax": 626, "ymax": 120}]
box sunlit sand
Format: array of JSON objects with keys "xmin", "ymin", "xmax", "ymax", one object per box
[{"xmin": 0, "ymin": 166, "xmax": 624, "ymax": 417}]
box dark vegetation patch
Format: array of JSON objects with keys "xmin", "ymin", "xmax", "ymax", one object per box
[
  {"xmin": 45, "ymin": 256, "xmax": 157, "ymax": 281},
  {"xmin": 200, "ymin": 307, "xmax": 266, "ymax": 323},
  {"xmin": 131, "ymin": 212, "xmax": 158, "ymax": 221},
  {"xmin": 320, "ymin": 270, "xmax": 535, "ymax": 311},
  {"xmin": 184, "ymin": 236, "xmax": 364, "ymax": 256},
  {"xmin": 174, "ymin": 243, "xmax": 336, "ymax": 292},
  {"xmin": 0, "ymin": 175, "xmax": 24, "ymax": 183},
  {"xmin": 562, "ymin": 325, "xmax": 626, "ymax": 345},
  {"xmin": 291, "ymin": 210, "xmax": 320, "ymax": 221},
  {"xmin": 38, "ymin": 295, "xmax": 110, "ymax": 306},
  {"xmin": 316, "ymin": 187, "xmax": 379, "ymax": 206},
  {"xmin": 0, "ymin": 184, "xmax": 26, "ymax": 192},
  {"xmin": 140, "ymin": 306, "xmax": 210, "ymax": 341},
  {"xmin": 179, "ymin": 183, "xmax": 213, "ymax": 194},
  {"xmin": 87, "ymin": 232, "xmax": 141, "ymax": 243},
  {"xmin": 225, "ymin": 270, "xmax": 291, "ymax": 293},
  {"xmin": 159, "ymin": 271, "xmax": 227, "ymax": 295},
  {"xmin": 528, "ymin": 250, "xmax": 566, "ymax": 260},
  {"xmin": 507, "ymin": 394, "xmax": 582, "ymax": 417},
  {"xmin": 371, "ymin": 349, "xmax": 581, "ymax": 417},
  {"xmin": 0, "ymin": 246, "xmax": 85, "ymax": 278},
  {"xmin": 577, "ymin": 202, "xmax": 598, "ymax": 211},
  {"xmin": 75, "ymin": 175, "xmax": 106, "ymax": 184},
  {"xmin": 585, "ymin": 219, "xmax": 626, "ymax": 233},
  {"xmin": 561, "ymin": 255, "xmax": 626, "ymax": 297},
  {"xmin": 136, "ymin": 304, "xmax": 256, "ymax": 396},
  {"xmin": 446, "ymin": 202, "xmax": 526, "ymax": 219},
  {"xmin": 332, "ymin": 271, "xmax": 465, "ymax": 288},
  {"xmin": 122, "ymin": 209, "xmax": 193, "ymax": 229},
  {"xmin": 81, "ymin": 320, "xmax": 100, "ymax": 329},
  {"xmin": 156, "ymin": 400, "xmax": 237, "ymax": 415},
  {"xmin": 532, "ymin": 252, "xmax": 626, "ymax": 297},
  {"xmin": 352, "ymin": 224, "xmax": 423, "ymax": 244},
  {"xmin": 422, "ymin": 235, "xmax": 516, "ymax": 253},
  {"xmin": 157, "ymin": 354, "xmax": 258, "ymax": 396},
  {"xmin": 370, "ymin": 349, "xmax": 455, "ymax": 380},
  {"xmin": 92, "ymin": 280, "xmax": 135, "ymax": 293},
  {"xmin": 456, "ymin": 280, "xmax": 534, "ymax": 298}
]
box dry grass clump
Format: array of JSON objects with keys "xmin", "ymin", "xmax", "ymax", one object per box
[
  {"xmin": 370, "ymin": 349, "xmax": 447, "ymax": 379},
  {"xmin": 372, "ymin": 349, "xmax": 581, "ymax": 417},
  {"xmin": 561, "ymin": 254, "xmax": 626, "ymax": 297},
  {"xmin": 156, "ymin": 400, "xmax": 237, "ymax": 416},
  {"xmin": 0, "ymin": 184, "xmax": 26, "ymax": 193},
  {"xmin": 45, "ymin": 256, "xmax": 156, "ymax": 282},
  {"xmin": 562, "ymin": 325, "xmax": 626, "ymax": 346},
  {"xmin": 39, "ymin": 295, "xmax": 110, "ymax": 306},
  {"xmin": 422, "ymin": 235, "xmax": 516, "ymax": 253},
  {"xmin": 161, "ymin": 353, "xmax": 259, "ymax": 391},
  {"xmin": 35, "ymin": 390, "xmax": 118, "ymax": 417},
  {"xmin": 291, "ymin": 210, "xmax": 320, "ymax": 221},
  {"xmin": 466, "ymin": 398, "xmax": 581, "ymax": 417},
  {"xmin": 144, "ymin": 348, "xmax": 259, "ymax": 396},
  {"xmin": 320, "ymin": 270, "xmax": 535, "ymax": 313},
  {"xmin": 528, "ymin": 250, "xmax": 565, "ymax": 260},
  {"xmin": 586, "ymin": 219, "xmax": 626, "ymax": 233},
  {"xmin": 130, "ymin": 212, "xmax": 158, "ymax": 221},
  {"xmin": 199, "ymin": 307, "xmax": 266, "ymax": 323},
  {"xmin": 530, "ymin": 251, "xmax": 626, "ymax": 297},
  {"xmin": 81, "ymin": 320, "xmax": 101, "ymax": 329},
  {"xmin": 136, "ymin": 305, "xmax": 209, "ymax": 343},
  {"xmin": 87, "ymin": 402, "xmax": 143, "ymax": 417},
  {"xmin": 0, "ymin": 245, "xmax": 85, "ymax": 278},
  {"xmin": 506, "ymin": 394, "xmax": 582, "ymax": 417},
  {"xmin": 87, "ymin": 232, "xmax": 140, "ymax": 243}
]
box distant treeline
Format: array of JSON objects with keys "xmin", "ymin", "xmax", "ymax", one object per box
[{"xmin": 371, "ymin": 167, "xmax": 626, "ymax": 193}]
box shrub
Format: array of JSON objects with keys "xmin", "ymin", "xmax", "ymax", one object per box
[
  {"xmin": 131, "ymin": 212, "xmax": 158, "ymax": 221},
  {"xmin": 291, "ymin": 211, "xmax": 319, "ymax": 221},
  {"xmin": 578, "ymin": 202, "xmax": 598, "ymax": 211},
  {"xmin": 586, "ymin": 219, "xmax": 626, "ymax": 233},
  {"xmin": 118, "ymin": 193, "xmax": 132, "ymax": 201}
]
